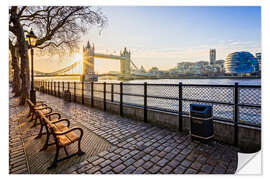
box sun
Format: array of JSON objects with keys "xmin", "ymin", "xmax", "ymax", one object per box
[
  {"xmin": 71, "ymin": 53, "xmax": 83, "ymax": 74},
  {"xmin": 73, "ymin": 53, "xmax": 83, "ymax": 64}
]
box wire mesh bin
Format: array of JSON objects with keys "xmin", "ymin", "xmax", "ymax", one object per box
[
  {"xmin": 190, "ymin": 104, "xmax": 214, "ymax": 143},
  {"xmin": 64, "ymin": 90, "xmax": 71, "ymax": 102}
]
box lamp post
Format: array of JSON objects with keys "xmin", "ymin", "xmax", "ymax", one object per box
[{"xmin": 26, "ymin": 29, "xmax": 37, "ymax": 104}]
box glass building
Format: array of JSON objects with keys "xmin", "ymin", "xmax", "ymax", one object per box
[{"xmin": 224, "ymin": 52, "xmax": 259, "ymax": 74}]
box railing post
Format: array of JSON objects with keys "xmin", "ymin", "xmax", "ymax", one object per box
[
  {"xmin": 111, "ymin": 84, "xmax": 114, "ymax": 102},
  {"xmin": 179, "ymin": 82, "xmax": 183, "ymax": 131},
  {"xmin": 49, "ymin": 81, "xmax": 51, "ymax": 94},
  {"xmin": 234, "ymin": 82, "xmax": 239, "ymax": 147},
  {"xmin": 48, "ymin": 81, "xmax": 50, "ymax": 94},
  {"xmin": 58, "ymin": 81, "xmax": 60, "ymax": 97},
  {"xmin": 54, "ymin": 81, "xmax": 56, "ymax": 96},
  {"xmin": 104, "ymin": 82, "xmax": 107, "ymax": 111},
  {"xmin": 51, "ymin": 81, "xmax": 53, "ymax": 95},
  {"xmin": 144, "ymin": 82, "xmax": 147, "ymax": 122},
  {"xmin": 62, "ymin": 81, "xmax": 64, "ymax": 97},
  {"xmin": 91, "ymin": 82, "xmax": 94, "ymax": 107},
  {"xmin": 120, "ymin": 82, "xmax": 123, "ymax": 116},
  {"xmin": 82, "ymin": 82, "xmax": 84, "ymax": 104},
  {"xmin": 74, "ymin": 82, "xmax": 76, "ymax": 102}
]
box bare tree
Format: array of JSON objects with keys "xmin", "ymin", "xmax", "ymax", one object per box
[
  {"xmin": 9, "ymin": 38, "xmax": 21, "ymax": 96},
  {"xmin": 9, "ymin": 6, "xmax": 107, "ymax": 104}
]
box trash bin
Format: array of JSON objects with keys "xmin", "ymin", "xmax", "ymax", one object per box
[
  {"xmin": 40, "ymin": 85, "xmax": 44, "ymax": 92},
  {"xmin": 64, "ymin": 90, "xmax": 71, "ymax": 102},
  {"xmin": 190, "ymin": 104, "xmax": 214, "ymax": 143}
]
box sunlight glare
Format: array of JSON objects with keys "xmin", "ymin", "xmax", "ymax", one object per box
[{"xmin": 72, "ymin": 53, "xmax": 83, "ymax": 74}]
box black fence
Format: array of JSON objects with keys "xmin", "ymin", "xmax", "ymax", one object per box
[{"xmin": 35, "ymin": 81, "xmax": 261, "ymax": 145}]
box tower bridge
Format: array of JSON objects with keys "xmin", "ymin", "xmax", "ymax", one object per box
[{"xmin": 34, "ymin": 41, "xmax": 139, "ymax": 81}]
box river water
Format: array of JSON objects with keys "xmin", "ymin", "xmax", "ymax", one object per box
[{"xmin": 100, "ymin": 78, "xmax": 261, "ymax": 85}]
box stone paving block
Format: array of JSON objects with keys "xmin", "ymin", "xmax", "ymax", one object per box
[
  {"xmin": 184, "ymin": 168, "xmax": 197, "ymax": 174},
  {"xmin": 142, "ymin": 154, "xmax": 152, "ymax": 161},
  {"xmin": 181, "ymin": 160, "xmax": 192, "ymax": 168},
  {"xmin": 181, "ymin": 148, "xmax": 192, "ymax": 155},
  {"xmin": 134, "ymin": 159, "xmax": 145, "ymax": 168},
  {"xmin": 123, "ymin": 158, "xmax": 136, "ymax": 167},
  {"xmin": 77, "ymin": 163, "xmax": 94, "ymax": 173},
  {"xmin": 133, "ymin": 151, "xmax": 145, "ymax": 160},
  {"xmin": 100, "ymin": 159, "xmax": 112, "ymax": 168},
  {"xmin": 104, "ymin": 152, "xmax": 115, "ymax": 159},
  {"xmin": 110, "ymin": 154, "xmax": 120, "ymax": 161},
  {"xmin": 160, "ymin": 165, "xmax": 173, "ymax": 174},
  {"xmin": 157, "ymin": 158, "xmax": 169, "ymax": 167},
  {"xmin": 168, "ymin": 159, "xmax": 181, "ymax": 168},
  {"xmin": 92, "ymin": 158, "xmax": 105, "ymax": 166},
  {"xmin": 150, "ymin": 156, "xmax": 161, "ymax": 163},
  {"xmin": 113, "ymin": 164, "xmax": 126, "ymax": 173},
  {"xmin": 100, "ymin": 165, "xmax": 112, "ymax": 174},
  {"xmin": 143, "ymin": 161, "xmax": 154, "ymax": 170},
  {"xmin": 173, "ymin": 165, "xmax": 186, "ymax": 174},
  {"xmin": 134, "ymin": 167, "xmax": 146, "ymax": 174},
  {"xmin": 86, "ymin": 166, "xmax": 101, "ymax": 174},
  {"xmin": 190, "ymin": 161, "xmax": 202, "ymax": 171},
  {"xmin": 111, "ymin": 159, "xmax": 123, "ymax": 168},
  {"xmin": 212, "ymin": 166, "xmax": 226, "ymax": 174},
  {"xmin": 201, "ymin": 164, "xmax": 214, "ymax": 173},
  {"xmin": 98, "ymin": 151, "xmax": 109, "ymax": 157},
  {"xmin": 175, "ymin": 154, "xmax": 185, "ymax": 162},
  {"xmin": 120, "ymin": 149, "xmax": 130, "ymax": 156},
  {"xmin": 123, "ymin": 165, "xmax": 136, "ymax": 174},
  {"xmin": 164, "ymin": 152, "xmax": 177, "ymax": 161}
]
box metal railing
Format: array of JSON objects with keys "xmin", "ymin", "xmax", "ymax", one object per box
[{"xmin": 35, "ymin": 81, "xmax": 261, "ymax": 146}]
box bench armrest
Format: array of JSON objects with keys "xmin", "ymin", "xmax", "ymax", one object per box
[
  {"xmin": 36, "ymin": 101, "xmax": 45, "ymax": 104},
  {"xmin": 52, "ymin": 118, "xmax": 70, "ymax": 127},
  {"xmin": 55, "ymin": 127, "xmax": 83, "ymax": 138},
  {"xmin": 46, "ymin": 112, "xmax": 61, "ymax": 120},
  {"xmin": 33, "ymin": 103, "xmax": 47, "ymax": 108},
  {"xmin": 35, "ymin": 107, "xmax": 53, "ymax": 115}
]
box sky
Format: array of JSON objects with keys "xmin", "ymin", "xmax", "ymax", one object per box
[{"xmin": 36, "ymin": 6, "xmax": 261, "ymax": 73}]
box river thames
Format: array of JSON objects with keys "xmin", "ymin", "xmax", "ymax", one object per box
[{"xmin": 100, "ymin": 78, "xmax": 261, "ymax": 85}]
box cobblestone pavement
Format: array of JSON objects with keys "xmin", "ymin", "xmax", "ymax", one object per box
[
  {"xmin": 9, "ymin": 91, "xmax": 238, "ymax": 174},
  {"xmin": 9, "ymin": 96, "xmax": 29, "ymax": 174}
]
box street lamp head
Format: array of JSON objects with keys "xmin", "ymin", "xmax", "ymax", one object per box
[{"xmin": 26, "ymin": 29, "xmax": 37, "ymax": 47}]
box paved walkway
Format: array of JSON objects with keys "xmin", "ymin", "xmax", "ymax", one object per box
[{"xmin": 9, "ymin": 91, "xmax": 238, "ymax": 174}]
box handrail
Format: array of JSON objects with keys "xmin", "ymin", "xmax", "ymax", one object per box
[{"xmin": 35, "ymin": 80, "xmax": 262, "ymax": 135}]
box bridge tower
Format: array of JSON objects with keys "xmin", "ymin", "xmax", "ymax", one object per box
[
  {"xmin": 120, "ymin": 47, "xmax": 131, "ymax": 75},
  {"xmin": 82, "ymin": 41, "xmax": 97, "ymax": 81}
]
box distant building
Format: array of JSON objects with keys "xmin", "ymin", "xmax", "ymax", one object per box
[
  {"xmin": 148, "ymin": 67, "xmax": 160, "ymax": 76},
  {"xmin": 224, "ymin": 51, "xmax": 259, "ymax": 74},
  {"xmin": 210, "ymin": 49, "xmax": 216, "ymax": 65},
  {"xmin": 255, "ymin": 53, "xmax": 261, "ymax": 71}
]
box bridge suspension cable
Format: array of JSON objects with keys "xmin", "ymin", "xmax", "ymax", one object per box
[{"xmin": 34, "ymin": 61, "xmax": 80, "ymax": 75}]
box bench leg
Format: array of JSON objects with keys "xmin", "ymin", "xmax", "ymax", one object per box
[
  {"xmin": 35, "ymin": 124, "xmax": 44, "ymax": 139},
  {"xmin": 27, "ymin": 109, "xmax": 33, "ymax": 117},
  {"xmin": 48, "ymin": 147, "xmax": 60, "ymax": 169},
  {"xmin": 64, "ymin": 147, "xmax": 69, "ymax": 156},
  {"xmin": 31, "ymin": 114, "xmax": 40, "ymax": 128},
  {"xmin": 77, "ymin": 139, "xmax": 85, "ymax": 156},
  {"xmin": 40, "ymin": 133, "xmax": 50, "ymax": 151},
  {"xmin": 28, "ymin": 112, "xmax": 35, "ymax": 122}
]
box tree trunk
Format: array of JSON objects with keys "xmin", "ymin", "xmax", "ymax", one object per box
[
  {"xmin": 10, "ymin": 7, "xmax": 30, "ymax": 105},
  {"xmin": 9, "ymin": 42, "xmax": 21, "ymax": 96}
]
